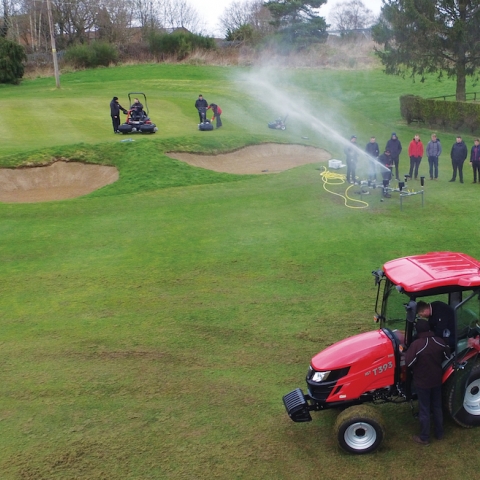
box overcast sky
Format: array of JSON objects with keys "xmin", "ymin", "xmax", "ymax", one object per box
[{"xmin": 191, "ymin": 0, "xmax": 384, "ymax": 37}]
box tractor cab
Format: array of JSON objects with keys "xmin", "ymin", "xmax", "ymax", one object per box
[{"xmin": 374, "ymin": 252, "xmax": 480, "ymax": 359}]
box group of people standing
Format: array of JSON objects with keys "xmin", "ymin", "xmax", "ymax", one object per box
[
  {"xmin": 345, "ymin": 131, "xmax": 480, "ymax": 185},
  {"xmin": 194, "ymin": 94, "xmax": 222, "ymax": 128}
]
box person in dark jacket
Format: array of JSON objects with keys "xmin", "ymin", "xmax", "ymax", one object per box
[
  {"xmin": 408, "ymin": 134, "xmax": 424, "ymax": 180},
  {"xmin": 470, "ymin": 138, "xmax": 480, "ymax": 183},
  {"xmin": 365, "ymin": 136, "xmax": 380, "ymax": 181},
  {"xmin": 416, "ymin": 300, "xmax": 455, "ymax": 349},
  {"xmin": 130, "ymin": 97, "xmax": 144, "ymax": 120},
  {"xmin": 378, "ymin": 149, "xmax": 392, "ymax": 182},
  {"xmin": 385, "ymin": 133, "xmax": 402, "ymax": 180},
  {"xmin": 404, "ymin": 319, "xmax": 451, "ymax": 445},
  {"xmin": 344, "ymin": 135, "xmax": 359, "ymax": 184},
  {"xmin": 110, "ymin": 96, "xmax": 128, "ymax": 133},
  {"xmin": 450, "ymin": 135, "xmax": 468, "ymax": 183},
  {"xmin": 426, "ymin": 133, "xmax": 442, "ymax": 180},
  {"xmin": 195, "ymin": 94, "xmax": 208, "ymax": 123},
  {"xmin": 207, "ymin": 103, "xmax": 222, "ymax": 128}
]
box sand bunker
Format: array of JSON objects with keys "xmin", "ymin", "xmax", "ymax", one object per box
[
  {"xmin": 167, "ymin": 143, "xmax": 331, "ymax": 174},
  {"xmin": 0, "ymin": 161, "xmax": 119, "ymax": 203}
]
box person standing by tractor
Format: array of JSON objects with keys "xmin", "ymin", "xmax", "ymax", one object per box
[
  {"xmin": 344, "ymin": 135, "xmax": 359, "ymax": 184},
  {"xmin": 207, "ymin": 103, "xmax": 222, "ymax": 128},
  {"xmin": 195, "ymin": 94, "xmax": 208, "ymax": 123},
  {"xmin": 426, "ymin": 133, "xmax": 442, "ymax": 180},
  {"xmin": 365, "ymin": 136, "xmax": 380, "ymax": 181},
  {"xmin": 110, "ymin": 96, "xmax": 128, "ymax": 133},
  {"xmin": 408, "ymin": 134, "xmax": 424, "ymax": 180},
  {"xmin": 470, "ymin": 138, "xmax": 480, "ymax": 183},
  {"xmin": 386, "ymin": 132, "xmax": 402, "ymax": 180},
  {"xmin": 404, "ymin": 319, "xmax": 451, "ymax": 446},
  {"xmin": 416, "ymin": 300, "xmax": 456, "ymax": 349},
  {"xmin": 450, "ymin": 135, "xmax": 468, "ymax": 183}
]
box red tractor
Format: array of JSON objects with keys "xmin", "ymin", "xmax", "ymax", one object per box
[{"xmin": 283, "ymin": 252, "xmax": 480, "ymax": 454}]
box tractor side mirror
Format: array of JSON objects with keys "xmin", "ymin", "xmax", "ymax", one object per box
[
  {"xmin": 405, "ymin": 301, "xmax": 417, "ymax": 323},
  {"xmin": 372, "ymin": 269, "xmax": 384, "ymax": 286}
]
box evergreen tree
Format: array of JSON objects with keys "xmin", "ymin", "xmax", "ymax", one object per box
[
  {"xmin": 264, "ymin": 0, "xmax": 328, "ymax": 46},
  {"xmin": 0, "ymin": 38, "xmax": 27, "ymax": 84},
  {"xmin": 373, "ymin": 0, "xmax": 480, "ymax": 101}
]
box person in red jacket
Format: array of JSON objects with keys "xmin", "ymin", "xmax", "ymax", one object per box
[
  {"xmin": 408, "ymin": 134, "xmax": 424, "ymax": 179},
  {"xmin": 207, "ymin": 103, "xmax": 222, "ymax": 128}
]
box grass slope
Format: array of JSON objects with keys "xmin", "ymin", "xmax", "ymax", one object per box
[{"xmin": 0, "ymin": 64, "xmax": 479, "ymax": 479}]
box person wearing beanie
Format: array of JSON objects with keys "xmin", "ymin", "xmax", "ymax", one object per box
[
  {"xmin": 385, "ymin": 132, "xmax": 403, "ymax": 180},
  {"xmin": 110, "ymin": 96, "xmax": 128, "ymax": 133},
  {"xmin": 404, "ymin": 317, "xmax": 451, "ymax": 446}
]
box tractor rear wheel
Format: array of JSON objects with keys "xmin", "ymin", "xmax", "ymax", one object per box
[
  {"xmin": 334, "ymin": 405, "xmax": 385, "ymax": 454},
  {"xmin": 444, "ymin": 363, "xmax": 480, "ymax": 427}
]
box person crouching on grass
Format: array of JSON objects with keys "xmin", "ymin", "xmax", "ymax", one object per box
[{"xmin": 207, "ymin": 103, "xmax": 222, "ymax": 128}]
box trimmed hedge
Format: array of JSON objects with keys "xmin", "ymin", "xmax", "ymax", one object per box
[{"xmin": 400, "ymin": 94, "xmax": 480, "ymax": 132}]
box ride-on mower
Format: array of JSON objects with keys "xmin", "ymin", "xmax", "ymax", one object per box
[
  {"xmin": 118, "ymin": 92, "xmax": 158, "ymax": 134},
  {"xmin": 283, "ymin": 252, "xmax": 480, "ymax": 454}
]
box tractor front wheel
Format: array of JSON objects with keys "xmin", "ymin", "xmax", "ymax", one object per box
[
  {"xmin": 334, "ymin": 405, "xmax": 385, "ymax": 454},
  {"xmin": 444, "ymin": 363, "xmax": 480, "ymax": 427}
]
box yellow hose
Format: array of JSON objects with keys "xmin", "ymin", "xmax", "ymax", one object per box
[{"xmin": 319, "ymin": 166, "xmax": 369, "ymax": 209}]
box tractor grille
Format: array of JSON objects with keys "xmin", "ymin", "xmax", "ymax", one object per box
[{"xmin": 306, "ymin": 367, "xmax": 350, "ymax": 403}]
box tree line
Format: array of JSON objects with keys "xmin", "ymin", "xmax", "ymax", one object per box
[
  {"xmin": 1, "ymin": 0, "xmax": 201, "ymax": 51},
  {"xmin": 2, "ymin": 0, "xmax": 480, "ymax": 103}
]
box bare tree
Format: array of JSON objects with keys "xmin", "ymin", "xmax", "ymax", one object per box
[
  {"xmin": 330, "ymin": 0, "xmax": 374, "ymax": 32},
  {"xmin": 219, "ymin": 0, "xmax": 273, "ymax": 40},
  {"xmin": 52, "ymin": 0, "xmax": 98, "ymax": 46},
  {"xmin": 1, "ymin": 0, "xmax": 12, "ymax": 37},
  {"xmin": 7, "ymin": 0, "xmax": 49, "ymax": 51},
  {"xmin": 132, "ymin": 0, "xmax": 162, "ymax": 31},
  {"xmin": 95, "ymin": 0, "xmax": 135, "ymax": 43},
  {"xmin": 160, "ymin": 0, "xmax": 200, "ymax": 32}
]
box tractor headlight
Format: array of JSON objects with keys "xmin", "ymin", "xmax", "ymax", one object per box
[{"xmin": 311, "ymin": 370, "xmax": 331, "ymax": 383}]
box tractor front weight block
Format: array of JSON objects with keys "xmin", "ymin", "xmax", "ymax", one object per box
[{"xmin": 283, "ymin": 388, "xmax": 313, "ymax": 422}]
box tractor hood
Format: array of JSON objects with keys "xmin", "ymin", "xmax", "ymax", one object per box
[{"xmin": 311, "ymin": 329, "xmax": 393, "ymax": 371}]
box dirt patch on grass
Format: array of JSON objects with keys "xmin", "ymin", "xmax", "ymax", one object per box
[
  {"xmin": 167, "ymin": 143, "xmax": 331, "ymax": 174},
  {"xmin": 0, "ymin": 161, "xmax": 119, "ymax": 203}
]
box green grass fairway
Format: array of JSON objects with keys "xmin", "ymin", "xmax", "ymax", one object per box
[{"xmin": 1, "ymin": 64, "xmax": 480, "ymax": 479}]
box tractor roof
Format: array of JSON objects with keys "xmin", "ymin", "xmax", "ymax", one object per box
[{"xmin": 383, "ymin": 252, "xmax": 480, "ymax": 294}]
